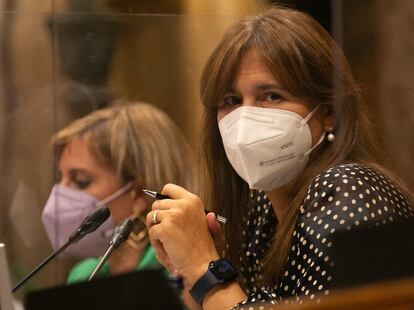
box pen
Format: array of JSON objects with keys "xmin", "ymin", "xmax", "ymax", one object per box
[{"xmin": 142, "ymin": 189, "xmax": 227, "ymax": 224}]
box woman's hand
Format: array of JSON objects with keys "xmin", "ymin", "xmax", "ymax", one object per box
[
  {"xmin": 146, "ymin": 184, "xmax": 220, "ymax": 285},
  {"xmin": 206, "ymin": 212, "xmax": 225, "ymax": 256}
]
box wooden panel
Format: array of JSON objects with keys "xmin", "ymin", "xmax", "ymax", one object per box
[{"xmin": 261, "ymin": 277, "xmax": 414, "ymax": 310}]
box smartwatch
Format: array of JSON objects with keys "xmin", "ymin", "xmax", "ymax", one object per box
[{"xmin": 189, "ymin": 258, "xmax": 238, "ymax": 306}]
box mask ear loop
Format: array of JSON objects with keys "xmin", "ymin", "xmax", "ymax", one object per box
[
  {"xmin": 299, "ymin": 104, "xmax": 321, "ymax": 127},
  {"xmin": 299, "ymin": 104, "xmax": 325, "ymax": 157},
  {"xmin": 97, "ymin": 182, "xmax": 134, "ymax": 239},
  {"xmin": 305, "ymin": 131, "xmax": 326, "ymax": 157},
  {"xmin": 96, "ymin": 182, "xmax": 134, "ymax": 208}
]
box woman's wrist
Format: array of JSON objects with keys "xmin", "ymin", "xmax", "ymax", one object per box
[
  {"xmin": 188, "ymin": 257, "xmax": 239, "ymax": 307},
  {"xmin": 185, "ymin": 253, "xmax": 221, "ymax": 286},
  {"xmin": 202, "ymin": 281, "xmax": 246, "ymax": 310}
]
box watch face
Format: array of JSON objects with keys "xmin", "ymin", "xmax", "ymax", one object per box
[{"xmin": 209, "ymin": 258, "xmax": 238, "ymax": 282}]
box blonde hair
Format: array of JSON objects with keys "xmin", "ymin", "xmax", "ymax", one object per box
[
  {"xmin": 200, "ymin": 6, "xmax": 412, "ymax": 288},
  {"xmin": 51, "ymin": 101, "xmax": 197, "ymax": 194}
]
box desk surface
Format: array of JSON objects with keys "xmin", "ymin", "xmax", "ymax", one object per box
[{"xmin": 263, "ymin": 276, "xmax": 414, "ymax": 310}]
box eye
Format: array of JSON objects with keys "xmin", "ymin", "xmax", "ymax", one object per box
[
  {"xmin": 223, "ymin": 95, "xmax": 242, "ymax": 107},
  {"xmin": 71, "ymin": 171, "xmax": 92, "ymax": 190},
  {"xmin": 74, "ymin": 179, "xmax": 91, "ymax": 190},
  {"xmin": 263, "ymin": 91, "xmax": 282, "ymax": 102}
]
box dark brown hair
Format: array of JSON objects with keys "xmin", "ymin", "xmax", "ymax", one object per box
[{"xmin": 200, "ymin": 5, "xmax": 412, "ymax": 288}]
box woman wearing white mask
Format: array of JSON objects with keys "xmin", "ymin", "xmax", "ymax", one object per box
[
  {"xmin": 146, "ymin": 5, "xmax": 414, "ymax": 310},
  {"xmin": 41, "ymin": 102, "xmax": 196, "ymax": 283}
]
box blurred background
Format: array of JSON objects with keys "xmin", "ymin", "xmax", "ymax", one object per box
[{"xmin": 0, "ymin": 0, "xmax": 413, "ymax": 301}]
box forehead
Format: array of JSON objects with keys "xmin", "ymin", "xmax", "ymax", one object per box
[
  {"xmin": 59, "ymin": 138, "xmax": 108, "ymax": 173},
  {"xmin": 232, "ymin": 49, "xmax": 280, "ymax": 89},
  {"xmin": 238, "ymin": 49, "xmax": 268, "ymax": 71}
]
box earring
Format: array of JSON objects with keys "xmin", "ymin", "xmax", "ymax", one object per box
[{"xmin": 327, "ymin": 127, "xmax": 335, "ymax": 142}]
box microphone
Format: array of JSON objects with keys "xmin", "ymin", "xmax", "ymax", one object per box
[
  {"xmin": 88, "ymin": 218, "xmax": 134, "ymax": 281},
  {"xmin": 109, "ymin": 218, "xmax": 134, "ymax": 248},
  {"xmin": 12, "ymin": 207, "xmax": 111, "ymax": 292},
  {"xmin": 68, "ymin": 207, "xmax": 111, "ymax": 243}
]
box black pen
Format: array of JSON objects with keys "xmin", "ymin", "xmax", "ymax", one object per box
[{"xmin": 142, "ymin": 189, "xmax": 227, "ymax": 224}]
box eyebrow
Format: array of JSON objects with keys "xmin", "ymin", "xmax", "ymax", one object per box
[
  {"xmin": 255, "ymin": 83, "xmax": 284, "ymax": 92},
  {"xmin": 227, "ymin": 83, "xmax": 285, "ymax": 94},
  {"xmin": 67, "ymin": 168, "xmax": 93, "ymax": 177}
]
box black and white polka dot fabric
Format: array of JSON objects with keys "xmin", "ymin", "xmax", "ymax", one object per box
[{"xmin": 233, "ymin": 163, "xmax": 413, "ymax": 309}]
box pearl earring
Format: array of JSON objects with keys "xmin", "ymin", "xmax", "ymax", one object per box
[{"xmin": 327, "ymin": 128, "xmax": 335, "ymax": 142}]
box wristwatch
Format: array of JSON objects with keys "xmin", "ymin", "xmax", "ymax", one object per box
[{"xmin": 189, "ymin": 258, "xmax": 238, "ymax": 306}]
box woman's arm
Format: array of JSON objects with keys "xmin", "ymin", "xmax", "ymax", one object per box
[
  {"xmin": 147, "ymin": 184, "xmax": 247, "ymax": 309},
  {"xmin": 202, "ymin": 282, "xmax": 247, "ymax": 310}
]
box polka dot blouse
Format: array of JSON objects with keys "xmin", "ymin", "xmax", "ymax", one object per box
[{"xmin": 232, "ymin": 163, "xmax": 413, "ymax": 309}]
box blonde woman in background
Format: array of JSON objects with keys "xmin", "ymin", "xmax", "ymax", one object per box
[{"xmin": 41, "ymin": 101, "xmax": 197, "ymax": 283}]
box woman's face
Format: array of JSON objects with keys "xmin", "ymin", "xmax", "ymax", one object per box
[
  {"xmin": 58, "ymin": 138, "xmax": 133, "ymax": 225},
  {"xmin": 217, "ymin": 49, "xmax": 331, "ymax": 146}
]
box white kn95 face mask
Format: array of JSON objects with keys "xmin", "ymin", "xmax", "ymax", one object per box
[{"xmin": 218, "ymin": 105, "xmax": 324, "ymax": 191}]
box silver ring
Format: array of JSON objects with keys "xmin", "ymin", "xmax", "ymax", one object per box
[{"xmin": 152, "ymin": 209, "xmax": 160, "ymax": 225}]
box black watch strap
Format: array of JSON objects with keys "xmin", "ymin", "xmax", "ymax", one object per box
[{"xmin": 189, "ymin": 258, "xmax": 238, "ymax": 306}]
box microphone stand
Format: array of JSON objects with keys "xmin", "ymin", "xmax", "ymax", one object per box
[
  {"xmin": 12, "ymin": 241, "xmax": 71, "ymax": 292},
  {"xmin": 88, "ymin": 218, "xmax": 134, "ymax": 281},
  {"xmin": 12, "ymin": 206, "xmax": 111, "ymax": 292},
  {"xmin": 88, "ymin": 244, "xmax": 115, "ymax": 281}
]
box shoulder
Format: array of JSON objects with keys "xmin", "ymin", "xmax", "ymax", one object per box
[
  {"xmin": 306, "ymin": 163, "xmax": 408, "ymax": 199},
  {"xmin": 277, "ymin": 163, "xmax": 413, "ymax": 297},
  {"xmin": 300, "ymin": 163, "xmax": 413, "ymax": 227},
  {"xmin": 305, "ymin": 163, "xmax": 401, "ymax": 200}
]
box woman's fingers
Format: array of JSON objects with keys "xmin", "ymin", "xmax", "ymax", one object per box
[
  {"xmin": 206, "ymin": 212, "xmax": 225, "ymax": 255},
  {"xmin": 161, "ymin": 183, "xmax": 196, "ymax": 200},
  {"xmin": 150, "ymin": 238, "xmax": 175, "ymax": 273},
  {"xmin": 146, "ymin": 209, "xmax": 168, "ymax": 226},
  {"xmin": 150, "ymin": 199, "xmax": 171, "ymax": 211},
  {"xmin": 145, "ymin": 184, "xmax": 220, "ymax": 282},
  {"xmin": 148, "ymin": 223, "xmax": 177, "ymax": 273}
]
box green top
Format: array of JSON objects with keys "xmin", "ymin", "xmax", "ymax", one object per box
[{"xmin": 67, "ymin": 245, "xmax": 162, "ymax": 284}]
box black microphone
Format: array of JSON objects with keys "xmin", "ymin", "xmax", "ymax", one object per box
[
  {"xmin": 109, "ymin": 218, "xmax": 134, "ymax": 248},
  {"xmin": 12, "ymin": 207, "xmax": 111, "ymax": 292},
  {"xmin": 88, "ymin": 218, "xmax": 134, "ymax": 281},
  {"xmin": 68, "ymin": 206, "xmax": 111, "ymax": 243}
]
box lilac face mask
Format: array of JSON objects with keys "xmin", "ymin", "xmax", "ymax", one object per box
[{"xmin": 41, "ymin": 183, "xmax": 132, "ymax": 259}]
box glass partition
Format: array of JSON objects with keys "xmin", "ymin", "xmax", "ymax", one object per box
[
  {"xmin": 0, "ymin": 0, "xmax": 265, "ymax": 301},
  {"xmin": 1, "ymin": 0, "xmax": 413, "ymax": 304}
]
